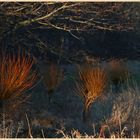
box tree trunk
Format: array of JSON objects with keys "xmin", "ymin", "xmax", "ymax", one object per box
[
  {"xmin": 82, "ymin": 107, "xmax": 90, "ymax": 124},
  {"xmin": 48, "ymin": 89, "xmax": 54, "ymax": 103},
  {"xmin": 0, "ymin": 100, "xmax": 3, "ymax": 109}
]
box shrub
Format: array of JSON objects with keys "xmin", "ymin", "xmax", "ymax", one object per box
[
  {"xmin": 0, "ymin": 49, "xmax": 37, "ymax": 116},
  {"xmin": 43, "ymin": 63, "xmax": 64, "ymax": 102},
  {"xmin": 75, "ymin": 63, "xmax": 107, "ymax": 123},
  {"xmin": 108, "ymin": 59, "xmax": 130, "ymax": 92}
]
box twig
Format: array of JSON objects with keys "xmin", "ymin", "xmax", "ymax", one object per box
[
  {"xmin": 25, "ymin": 114, "xmax": 33, "ymax": 138},
  {"xmin": 15, "ymin": 126, "xmax": 20, "ymax": 138},
  {"xmin": 41, "ymin": 129, "xmax": 45, "ymax": 138}
]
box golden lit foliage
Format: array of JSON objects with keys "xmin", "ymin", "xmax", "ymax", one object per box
[
  {"xmin": 43, "ymin": 63, "xmax": 64, "ymax": 100},
  {"xmin": 75, "ymin": 63, "xmax": 107, "ymax": 122},
  {"xmin": 108, "ymin": 59, "xmax": 130, "ymax": 85},
  {"xmin": 0, "ymin": 49, "xmax": 37, "ymax": 111}
]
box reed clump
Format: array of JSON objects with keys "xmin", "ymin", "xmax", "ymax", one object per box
[
  {"xmin": 0, "ymin": 50, "xmax": 37, "ymax": 116},
  {"xmin": 75, "ymin": 63, "xmax": 107, "ymax": 123}
]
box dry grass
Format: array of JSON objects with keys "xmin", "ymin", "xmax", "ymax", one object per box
[
  {"xmin": 108, "ymin": 89, "xmax": 135, "ymax": 127},
  {"xmin": 56, "ymin": 128, "xmax": 96, "ymax": 138},
  {"xmin": 100, "ymin": 83, "xmax": 140, "ymax": 138},
  {"xmin": 75, "ymin": 63, "xmax": 107, "ymax": 123},
  {"xmin": 0, "ymin": 113, "xmax": 24, "ymax": 138},
  {"xmin": 43, "ymin": 63, "xmax": 64, "ymax": 102},
  {"xmin": 0, "ymin": 120, "xmax": 14, "ymax": 138},
  {"xmin": 0, "ymin": 49, "xmax": 37, "ymax": 115}
]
